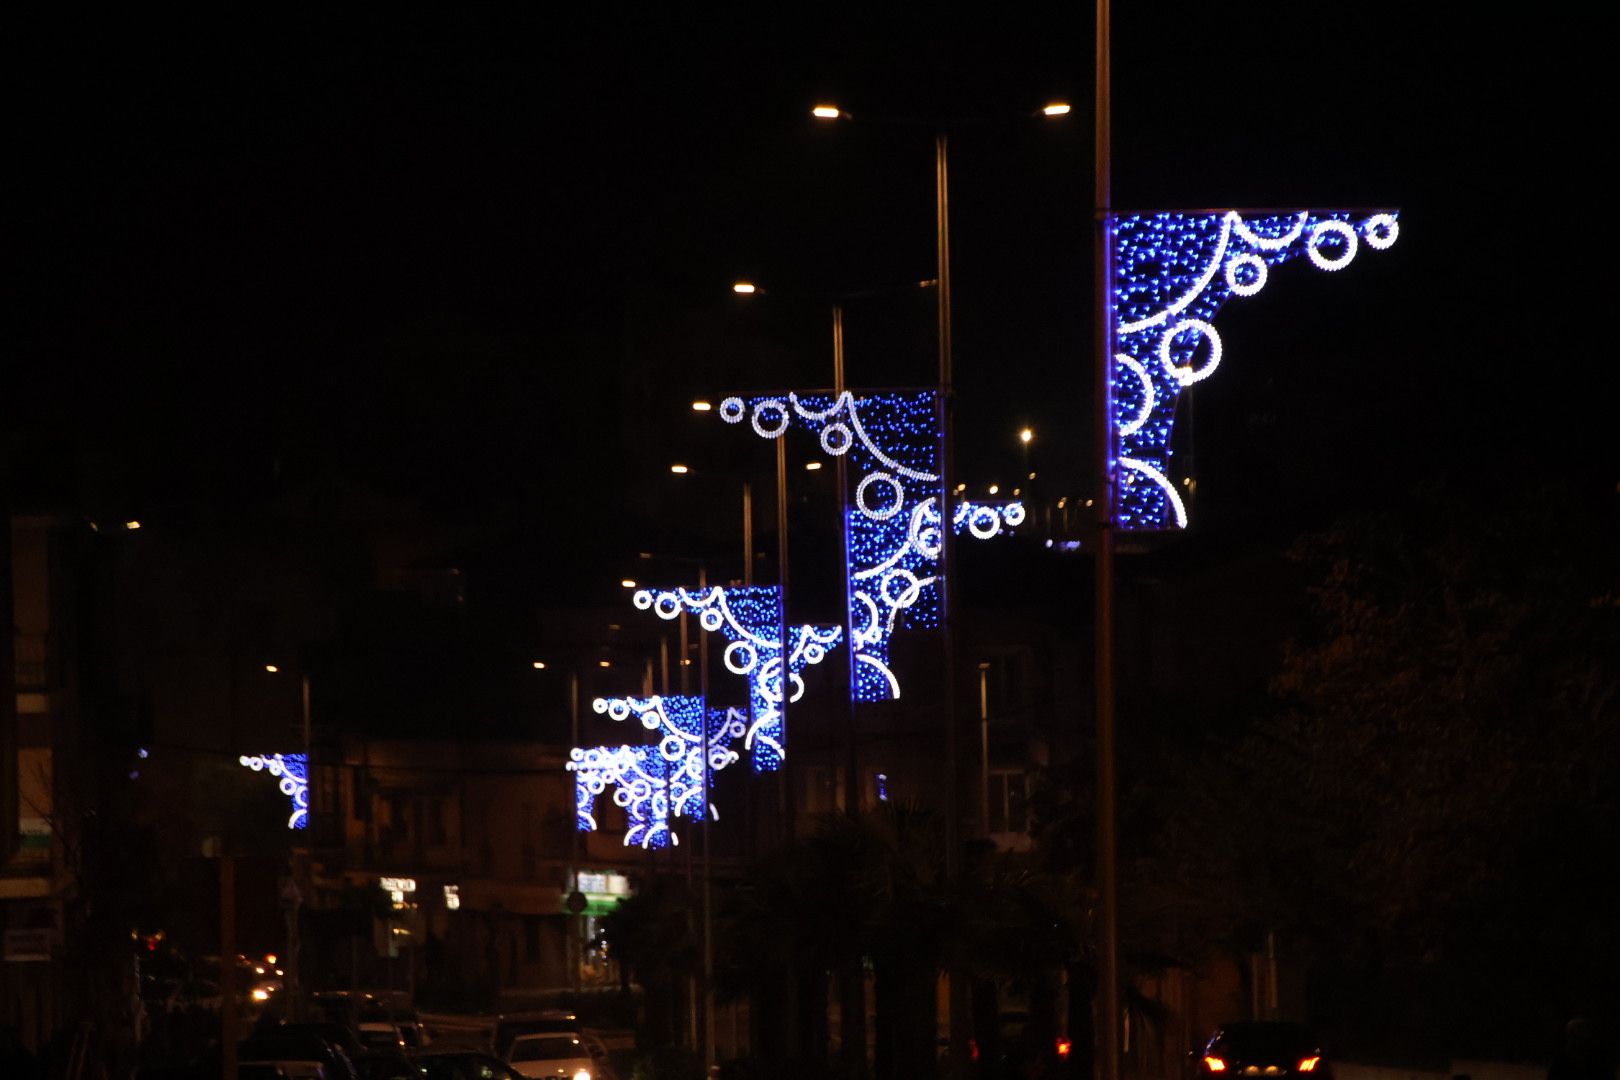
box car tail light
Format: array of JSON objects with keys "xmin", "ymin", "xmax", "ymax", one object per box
[
  {"xmin": 1205, "ymin": 1056, "xmax": 1229, "ymax": 1072},
  {"xmin": 1299, "ymin": 1058, "xmax": 1321, "ymax": 1073},
  {"xmin": 1057, "ymin": 1039, "xmax": 1072, "ymax": 1059}
]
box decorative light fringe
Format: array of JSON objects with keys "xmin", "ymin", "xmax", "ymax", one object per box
[
  {"xmin": 569, "ymin": 695, "xmax": 747, "ymax": 849},
  {"xmin": 238, "ymin": 753, "xmax": 309, "ymax": 830},
  {"xmin": 1111, "ymin": 210, "xmax": 1399, "ymax": 530},
  {"xmin": 718, "ymin": 390, "xmax": 1023, "ymax": 701},
  {"xmin": 633, "ymin": 585, "xmax": 841, "ymax": 772}
]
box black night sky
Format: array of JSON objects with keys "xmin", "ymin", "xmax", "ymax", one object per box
[{"xmin": 15, "ymin": 4, "xmax": 1610, "ymax": 557}]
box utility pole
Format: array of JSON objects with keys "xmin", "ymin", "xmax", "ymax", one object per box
[
  {"xmin": 1094, "ymin": 2, "xmax": 1122, "ymax": 1079},
  {"xmin": 221, "ymin": 854, "xmax": 238, "ymax": 1080},
  {"xmin": 936, "ymin": 127, "xmax": 973, "ymax": 1080}
]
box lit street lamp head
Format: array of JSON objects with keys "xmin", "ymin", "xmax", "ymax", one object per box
[
  {"xmin": 1020, "ymin": 428, "xmax": 1034, "ymax": 444},
  {"xmin": 670, "ymin": 464, "xmax": 690, "ymax": 474},
  {"xmin": 732, "ymin": 281, "xmax": 757, "ymax": 295},
  {"xmin": 811, "ymin": 105, "xmax": 842, "ymax": 119},
  {"xmin": 691, "ymin": 400, "xmax": 713, "ymax": 411},
  {"xmin": 1042, "ymin": 102, "xmax": 1072, "ymax": 117}
]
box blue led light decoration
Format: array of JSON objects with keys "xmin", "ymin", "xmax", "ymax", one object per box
[
  {"xmin": 238, "ymin": 753, "xmax": 309, "ymax": 830},
  {"xmin": 630, "ymin": 585, "xmax": 841, "ymax": 772},
  {"xmin": 717, "ymin": 392, "xmax": 1025, "ymax": 701},
  {"xmin": 567, "ymin": 695, "xmax": 748, "ymax": 849},
  {"xmin": 1111, "ymin": 210, "xmax": 1399, "ymax": 529}
]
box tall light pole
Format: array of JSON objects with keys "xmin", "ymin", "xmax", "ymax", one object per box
[
  {"xmin": 1093, "ymin": 2, "xmax": 1121, "ymax": 1079},
  {"xmin": 810, "ymin": 100, "xmax": 1069, "ymax": 1078}
]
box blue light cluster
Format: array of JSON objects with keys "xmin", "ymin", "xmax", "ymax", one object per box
[
  {"xmin": 1110, "ymin": 210, "xmax": 1399, "ymax": 529},
  {"xmin": 238, "ymin": 752, "xmax": 309, "ymax": 830},
  {"xmin": 632, "ymin": 585, "xmax": 841, "ymax": 772},
  {"xmin": 718, "ymin": 392, "xmax": 1023, "ymax": 701},
  {"xmin": 568, "ymin": 695, "xmax": 748, "ymax": 849}
]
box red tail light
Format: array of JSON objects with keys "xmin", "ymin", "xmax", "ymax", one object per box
[
  {"xmin": 1205, "ymin": 1056, "xmax": 1228, "ymax": 1073},
  {"xmin": 1057, "ymin": 1039, "xmax": 1072, "ymax": 1059},
  {"xmin": 1299, "ymin": 1058, "xmax": 1321, "ymax": 1073}
]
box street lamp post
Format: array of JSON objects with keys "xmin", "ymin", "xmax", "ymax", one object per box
[
  {"xmin": 810, "ymin": 100, "xmax": 1069, "ymax": 1078},
  {"xmin": 1094, "ymin": 3, "xmax": 1122, "ymax": 1078}
]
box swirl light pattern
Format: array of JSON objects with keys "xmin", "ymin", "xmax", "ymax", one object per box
[
  {"xmin": 238, "ymin": 752, "xmax": 309, "ymax": 830},
  {"xmin": 568, "ymin": 695, "xmax": 747, "ymax": 849},
  {"xmin": 718, "ymin": 391, "xmax": 1025, "ymax": 701},
  {"xmin": 1112, "ymin": 210, "xmax": 1398, "ymax": 530},
  {"xmin": 632, "ymin": 585, "xmax": 842, "ymax": 772}
]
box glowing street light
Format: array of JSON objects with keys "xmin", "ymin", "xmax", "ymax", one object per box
[
  {"xmin": 1042, "ymin": 102, "xmax": 1072, "ymax": 116},
  {"xmin": 124, "ymin": 520, "xmax": 142, "ymax": 530},
  {"xmin": 264, "ymin": 664, "xmax": 280, "ymax": 674},
  {"xmin": 670, "ymin": 464, "xmax": 690, "ymax": 474},
  {"xmin": 532, "ymin": 661, "xmax": 547, "ymax": 670},
  {"xmin": 620, "ymin": 579, "xmax": 637, "ymax": 589},
  {"xmin": 811, "ymin": 104, "xmax": 842, "ymax": 119},
  {"xmin": 805, "ymin": 461, "xmax": 822, "ymax": 472},
  {"xmin": 691, "ymin": 400, "xmax": 713, "ymax": 412},
  {"xmin": 1019, "ymin": 428, "xmax": 1034, "ymax": 445},
  {"xmin": 731, "ymin": 281, "xmax": 757, "ymax": 295}
]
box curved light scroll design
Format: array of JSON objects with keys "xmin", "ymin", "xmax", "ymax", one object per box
[
  {"xmin": 238, "ymin": 752, "xmax": 309, "ymax": 830},
  {"xmin": 718, "ymin": 391, "xmax": 1025, "ymax": 701},
  {"xmin": 631, "ymin": 586, "xmax": 841, "ymax": 773},
  {"xmin": 1112, "ymin": 210, "xmax": 1399, "ymax": 530},
  {"xmin": 568, "ymin": 695, "xmax": 747, "ymax": 849}
]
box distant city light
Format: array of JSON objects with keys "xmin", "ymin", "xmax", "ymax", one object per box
[
  {"xmin": 597, "ymin": 660, "xmax": 611, "ymax": 668},
  {"xmin": 988, "ymin": 485, "xmax": 999, "ymax": 495},
  {"xmin": 1019, "ymin": 428, "xmax": 1034, "ymax": 444},
  {"xmin": 124, "ymin": 520, "xmax": 142, "ymax": 530}
]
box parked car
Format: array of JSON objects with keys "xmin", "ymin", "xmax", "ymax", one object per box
[
  {"xmin": 411, "ymin": 1049, "xmax": 527, "ymax": 1080},
  {"xmin": 505, "ymin": 1033, "xmax": 596, "ymax": 1080},
  {"xmin": 491, "ymin": 1012, "xmax": 579, "ymax": 1060},
  {"xmin": 1196, "ymin": 1022, "xmax": 1331, "ymax": 1080},
  {"xmin": 239, "ymin": 1026, "xmax": 360, "ymax": 1080}
]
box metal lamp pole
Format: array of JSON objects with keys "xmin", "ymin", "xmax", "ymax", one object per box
[{"xmin": 1094, "ymin": 1, "xmax": 1121, "ymax": 1078}]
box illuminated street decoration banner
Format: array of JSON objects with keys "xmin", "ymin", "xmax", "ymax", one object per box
[
  {"xmin": 631, "ymin": 585, "xmax": 841, "ymax": 772},
  {"xmin": 238, "ymin": 752, "xmax": 309, "ymax": 830},
  {"xmin": 568, "ymin": 695, "xmax": 747, "ymax": 849},
  {"xmin": 1110, "ymin": 210, "xmax": 1399, "ymax": 530},
  {"xmin": 718, "ymin": 392, "xmax": 1023, "ymax": 701}
]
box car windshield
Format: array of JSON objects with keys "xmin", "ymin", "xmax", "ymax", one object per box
[
  {"xmin": 510, "ymin": 1036, "xmax": 584, "ymax": 1062},
  {"xmin": 1214, "ymin": 1024, "xmax": 1317, "ymax": 1060}
]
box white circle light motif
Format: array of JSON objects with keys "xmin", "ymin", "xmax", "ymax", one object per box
[
  {"xmin": 751, "ymin": 399, "xmax": 790, "ymax": 438},
  {"xmin": 1224, "ymin": 253, "xmax": 1268, "ymax": 297},
  {"xmin": 1002, "ymin": 502, "xmax": 1026, "ymax": 527},
  {"xmin": 1159, "ymin": 319, "xmax": 1223, "ymax": 386},
  {"xmin": 820, "ymin": 423, "xmax": 853, "ymax": 455},
  {"xmin": 719, "ymin": 397, "xmax": 746, "ymax": 423},
  {"xmin": 1363, "ymin": 213, "xmax": 1399, "ymax": 251},
  {"xmin": 1306, "ymin": 219, "xmax": 1359, "ymax": 271},
  {"xmin": 723, "ymin": 641, "xmax": 757, "ymax": 675},
  {"xmin": 856, "ymin": 472, "xmax": 905, "ymax": 521}
]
